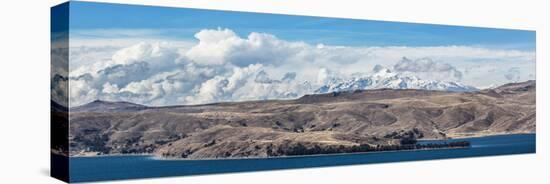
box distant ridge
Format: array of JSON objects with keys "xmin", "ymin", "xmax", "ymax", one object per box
[
  {"xmin": 492, "ymin": 80, "xmax": 535, "ymax": 93},
  {"xmin": 71, "ymin": 99, "xmax": 148, "ymax": 112}
]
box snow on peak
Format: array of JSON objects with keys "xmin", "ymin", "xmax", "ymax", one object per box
[{"xmin": 314, "ymin": 66, "xmax": 477, "ymax": 93}]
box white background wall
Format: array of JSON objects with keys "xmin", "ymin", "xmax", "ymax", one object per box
[{"xmin": 0, "ymin": 0, "xmax": 547, "ymax": 183}]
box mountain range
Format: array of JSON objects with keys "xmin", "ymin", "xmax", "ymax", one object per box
[
  {"xmin": 65, "ymin": 80, "xmax": 535, "ymax": 159},
  {"xmin": 315, "ymin": 67, "xmax": 477, "ymax": 94}
]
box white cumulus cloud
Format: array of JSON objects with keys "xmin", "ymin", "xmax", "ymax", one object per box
[{"xmin": 63, "ymin": 28, "xmax": 536, "ymax": 107}]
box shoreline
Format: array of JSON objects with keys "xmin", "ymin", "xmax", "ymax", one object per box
[
  {"xmin": 70, "ymin": 133, "xmax": 534, "ymax": 160},
  {"xmin": 71, "ymin": 153, "xmax": 152, "ymax": 158},
  {"xmin": 71, "ymin": 146, "xmax": 471, "ymax": 161},
  {"xmin": 153, "ymin": 146, "xmax": 472, "ymax": 161},
  {"xmin": 421, "ymin": 132, "xmax": 535, "ymax": 141}
]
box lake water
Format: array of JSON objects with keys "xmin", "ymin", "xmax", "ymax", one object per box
[{"xmin": 69, "ymin": 134, "xmax": 535, "ymax": 183}]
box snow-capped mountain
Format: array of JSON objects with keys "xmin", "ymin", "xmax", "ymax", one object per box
[{"xmin": 315, "ymin": 68, "xmax": 477, "ymax": 93}]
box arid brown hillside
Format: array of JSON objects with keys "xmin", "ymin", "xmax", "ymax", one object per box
[{"xmin": 68, "ymin": 80, "xmax": 535, "ymax": 159}]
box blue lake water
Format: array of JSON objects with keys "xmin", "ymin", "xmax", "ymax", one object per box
[{"xmin": 69, "ymin": 134, "xmax": 535, "ymax": 183}]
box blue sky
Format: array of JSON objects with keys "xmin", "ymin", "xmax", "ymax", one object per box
[
  {"xmin": 68, "ymin": 1, "xmax": 535, "ymax": 50},
  {"xmin": 57, "ymin": 1, "xmax": 536, "ymax": 106}
]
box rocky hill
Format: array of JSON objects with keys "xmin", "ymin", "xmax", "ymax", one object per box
[{"xmin": 68, "ymin": 80, "xmax": 535, "ymax": 159}]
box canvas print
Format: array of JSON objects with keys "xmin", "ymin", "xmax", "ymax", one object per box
[{"xmin": 51, "ymin": 1, "xmax": 536, "ymax": 183}]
